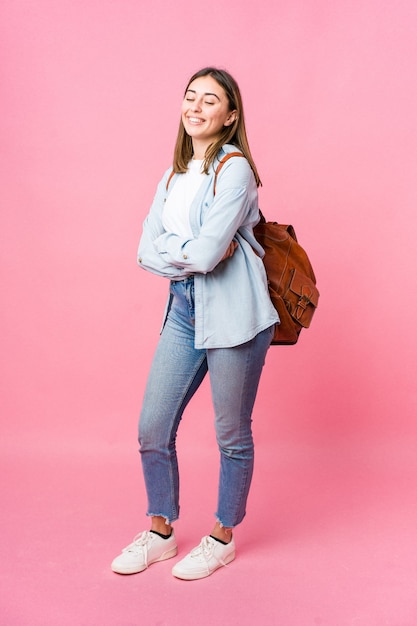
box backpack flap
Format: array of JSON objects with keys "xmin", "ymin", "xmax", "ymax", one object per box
[{"xmin": 286, "ymin": 269, "xmax": 319, "ymax": 329}]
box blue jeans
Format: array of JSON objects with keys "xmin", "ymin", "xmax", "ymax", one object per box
[{"xmin": 138, "ymin": 276, "xmax": 274, "ymax": 528}]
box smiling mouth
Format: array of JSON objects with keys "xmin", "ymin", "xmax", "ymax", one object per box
[{"xmin": 187, "ymin": 117, "xmax": 205, "ymax": 124}]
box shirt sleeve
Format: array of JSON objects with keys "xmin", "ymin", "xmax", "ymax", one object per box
[
  {"xmin": 153, "ymin": 157, "xmax": 257, "ymax": 274},
  {"xmin": 137, "ymin": 170, "xmax": 190, "ymax": 279}
]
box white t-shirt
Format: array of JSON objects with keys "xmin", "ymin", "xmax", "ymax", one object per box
[{"xmin": 162, "ymin": 160, "xmax": 206, "ymax": 238}]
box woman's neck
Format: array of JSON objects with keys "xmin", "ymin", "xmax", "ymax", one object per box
[{"xmin": 192, "ymin": 139, "xmax": 210, "ymax": 161}]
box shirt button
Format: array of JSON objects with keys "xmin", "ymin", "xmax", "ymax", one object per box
[
  {"xmin": 183, "ymin": 254, "xmax": 188, "ymax": 259},
  {"xmin": 138, "ymin": 257, "xmax": 142, "ymax": 263}
]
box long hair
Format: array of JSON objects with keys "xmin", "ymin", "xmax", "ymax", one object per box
[{"xmin": 172, "ymin": 67, "xmax": 261, "ymax": 187}]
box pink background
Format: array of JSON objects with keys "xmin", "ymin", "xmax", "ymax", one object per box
[{"xmin": 1, "ymin": 1, "xmax": 417, "ymax": 625}]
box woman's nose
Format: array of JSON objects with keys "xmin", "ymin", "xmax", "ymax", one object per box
[{"xmin": 191, "ymin": 98, "xmax": 202, "ymax": 111}]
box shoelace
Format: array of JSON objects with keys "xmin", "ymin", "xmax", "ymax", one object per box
[
  {"xmin": 123, "ymin": 531, "xmax": 154, "ymax": 565},
  {"xmin": 190, "ymin": 535, "xmax": 232, "ymax": 574},
  {"xmin": 191, "ymin": 536, "xmax": 230, "ymax": 568},
  {"xmin": 191, "ymin": 536, "xmax": 213, "ymax": 558}
]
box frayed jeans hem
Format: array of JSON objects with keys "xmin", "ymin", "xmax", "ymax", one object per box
[
  {"xmin": 215, "ymin": 513, "xmax": 243, "ymax": 529},
  {"xmin": 146, "ymin": 513, "xmax": 177, "ymax": 526}
]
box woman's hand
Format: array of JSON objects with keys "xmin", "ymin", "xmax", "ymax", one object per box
[{"xmin": 220, "ymin": 240, "xmax": 238, "ymax": 261}]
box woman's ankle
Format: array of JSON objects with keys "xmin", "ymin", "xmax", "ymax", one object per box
[
  {"xmin": 210, "ymin": 523, "xmax": 233, "ymax": 544},
  {"xmin": 151, "ymin": 516, "xmax": 172, "ymax": 535}
]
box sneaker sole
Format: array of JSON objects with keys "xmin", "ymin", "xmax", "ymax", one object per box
[
  {"xmin": 172, "ymin": 550, "xmax": 236, "ymax": 580},
  {"xmin": 112, "ymin": 545, "xmax": 178, "ymax": 575}
]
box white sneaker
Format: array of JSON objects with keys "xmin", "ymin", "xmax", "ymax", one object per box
[
  {"xmin": 172, "ymin": 535, "xmax": 235, "ymax": 580},
  {"xmin": 111, "ymin": 530, "xmax": 177, "ymax": 574}
]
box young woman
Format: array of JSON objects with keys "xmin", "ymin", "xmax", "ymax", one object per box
[{"xmin": 111, "ymin": 67, "xmax": 278, "ymax": 580}]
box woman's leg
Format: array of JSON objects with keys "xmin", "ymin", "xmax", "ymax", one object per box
[
  {"xmin": 112, "ymin": 279, "xmax": 206, "ymax": 575},
  {"xmin": 139, "ymin": 278, "xmax": 207, "ymax": 526},
  {"xmin": 207, "ymin": 324, "xmax": 275, "ymax": 531},
  {"xmin": 171, "ymin": 325, "xmax": 274, "ymax": 581}
]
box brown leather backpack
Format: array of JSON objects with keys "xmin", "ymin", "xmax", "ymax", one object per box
[
  {"xmin": 253, "ymin": 214, "xmax": 319, "ymax": 344},
  {"xmin": 215, "ymin": 152, "xmax": 320, "ymax": 345}
]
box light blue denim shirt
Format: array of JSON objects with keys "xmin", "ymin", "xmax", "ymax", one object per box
[{"xmin": 137, "ymin": 144, "xmax": 279, "ymax": 348}]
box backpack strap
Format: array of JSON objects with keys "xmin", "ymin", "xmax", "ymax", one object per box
[
  {"xmin": 213, "ymin": 151, "xmax": 245, "ymax": 195},
  {"xmin": 166, "ymin": 169, "xmax": 175, "ymax": 191},
  {"xmin": 213, "ymin": 152, "xmax": 270, "ymax": 229}
]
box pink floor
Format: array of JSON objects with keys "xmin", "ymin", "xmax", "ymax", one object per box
[{"xmin": 2, "ymin": 416, "xmax": 417, "ymax": 625}]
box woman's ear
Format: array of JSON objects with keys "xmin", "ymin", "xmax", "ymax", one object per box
[{"xmin": 224, "ymin": 110, "xmax": 238, "ymax": 127}]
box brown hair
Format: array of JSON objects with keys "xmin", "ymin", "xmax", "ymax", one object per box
[{"xmin": 172, "ymin": 67, "xmax": 261, "ymax": 187}]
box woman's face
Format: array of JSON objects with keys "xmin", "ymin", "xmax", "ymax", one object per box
[{"xmin": 181, "ymin": 75, "xmax": 237, "ymax": 151}]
